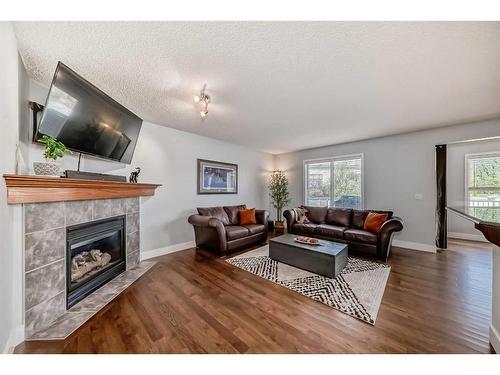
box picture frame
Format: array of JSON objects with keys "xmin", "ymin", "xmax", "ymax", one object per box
[{"xmin": 197, "ymin": 159, "xmax": 238, "ymax": 194}]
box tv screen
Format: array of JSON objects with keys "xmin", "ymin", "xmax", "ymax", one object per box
[{"xmin": 35, "ymin": 62, "xmax": 142, "ymax": 164}]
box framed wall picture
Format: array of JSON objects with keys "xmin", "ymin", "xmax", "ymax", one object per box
[{"xmin": 197, "ymin": 159, "xmax": 238, "ymax": 194}]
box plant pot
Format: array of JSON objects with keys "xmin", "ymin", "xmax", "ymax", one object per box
[
  {"xmin": 274, "ymin": 220, "xmax": 285, "ymax": 233},
  {"xmin": 33, "ymin": 161, "xmax": 61, "ymax": 176}
]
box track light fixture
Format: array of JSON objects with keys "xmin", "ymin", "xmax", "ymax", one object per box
[{"xmin": 194, "ymin": 84, "xmax": 210, "ymax": 119}]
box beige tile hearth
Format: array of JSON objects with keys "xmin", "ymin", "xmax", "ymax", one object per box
[
  {"xmin": 25, "ymin": 228, "xmax": 65, "ymax": 272},
  {"xmin": 25, "ymin": 260, "xmax": 65, "ymax": 310},
  {"xmin": 29, "ymin": 312, "xmax": 95, "ymax": 340},
  {"xmin": 26, "ymin": 261, "xmax": 156, "ymax": 341},
  {"xmin": 65, "ymin": 200, "xmax": 93, "ymax": 226},
  {"xmin": 68, "ymin": 293, "xmax": 116, "ymax": 313},
  {"xmin": 23, "ymin": 196, "xmax": 145, "ymax": 338},
  {"xmin": 25, "ymin": 292, "xmax": 66, "ymax": 337}
]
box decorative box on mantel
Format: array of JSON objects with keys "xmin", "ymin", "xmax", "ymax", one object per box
[{"xmin": 3, "ymin": 174, "xmax": 161, "ymax": 340}]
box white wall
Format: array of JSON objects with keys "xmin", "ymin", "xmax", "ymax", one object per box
[
  {"xmin": 23, "ymin": 79, "xmax": 275, "ymax": 256},
  {"xmin": 275, "ymin": 119, "xmax": 500, "ymax": 250},
  {"xmin": 0, "ymin": 22, "xmax": 23, "ymax": 353},
  {"xmin": 448, "ymin": 139, "xmax": 500, "ymax": 241},
  {"xmin": 127, "ymin": 122, "xmax": 274, "ymax": 254}
]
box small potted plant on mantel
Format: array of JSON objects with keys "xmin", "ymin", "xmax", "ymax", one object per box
[
  {"xmin": 33, "ymin": 135, "xmax": 69, "ymax": 176},
  {"xmin": 269, "ymin": 170, "xmax": 291, "ymax": 233}
]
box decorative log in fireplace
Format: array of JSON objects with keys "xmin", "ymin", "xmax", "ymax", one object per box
[
  {"xmin": 71, "ymin": 249, "xmax": 112, "ymax": 282},
  {"xmin": 66, "ymin": 216, "xmax": 126, "ymax": 308}
]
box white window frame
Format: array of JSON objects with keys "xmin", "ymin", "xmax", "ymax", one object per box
[
  {"xmin": 303, "ymin": 153, "xmax": 364, "ymax": 209},
  {"xmin": 464, "ymin": 151, "xmax": 500, "ymax": 211}
]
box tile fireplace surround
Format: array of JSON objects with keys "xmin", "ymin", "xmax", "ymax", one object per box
[{"xmin": 23, "ymin": 197, "xmax": 154, "ymax": 340}]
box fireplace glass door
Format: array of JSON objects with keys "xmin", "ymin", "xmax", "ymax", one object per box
[{"xmin": 66, "ymin": 216, "xmax": 126, "ymax": 308}]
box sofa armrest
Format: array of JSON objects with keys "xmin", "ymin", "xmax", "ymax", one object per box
[
  {"xmin": 255, "ymin": 210, "xmax": 269, "ymax": 225},
  {"xmin": 283, "ymin": 209, "xmax": 296, "ymax": 233},
  {"xmin": 188, "ymin": 214, "xmax": 223, "ymax": 228},
  {"xmin": 188, "ymin": 214, "xmax": 227, "ymax": 253},
  {"xmin": 255, "ymin": 210, "xmax": 269, "ymax": 236},
  {"xmin": 378, "ymin": 216, "xmax": 404, "ymax": 260}
]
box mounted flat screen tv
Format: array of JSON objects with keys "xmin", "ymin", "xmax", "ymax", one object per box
[{"xmin": 35, "ymin": 62, "xmax": 142, "ymax": 164}]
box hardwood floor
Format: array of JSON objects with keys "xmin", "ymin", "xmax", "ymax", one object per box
[{"xmin": 15, "ymin": 239, "xmax": 494, "ymax": 354}]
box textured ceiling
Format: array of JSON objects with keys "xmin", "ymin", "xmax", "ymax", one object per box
[{"xmin": 13, "ymin": 21, "xmax": 500, "ymax": 154}]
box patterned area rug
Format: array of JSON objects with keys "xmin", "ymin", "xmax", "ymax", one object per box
[{"xmin": 226, "ymin": 245, "xmax": 390, "ymax": 325}]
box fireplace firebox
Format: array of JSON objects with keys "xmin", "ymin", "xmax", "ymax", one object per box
[{"xmin": 66, "ymin": 215, "xmax": 126, "ymax": 308}]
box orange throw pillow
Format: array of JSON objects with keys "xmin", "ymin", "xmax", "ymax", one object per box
[
  {"xmin": 239, "ymin": 208, "xmax": 257, "ymax": 225},
  {"xmin": 363, "ymin": 212, "xmax": 388, "ymax": 234}
]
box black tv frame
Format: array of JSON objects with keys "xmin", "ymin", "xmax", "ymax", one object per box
[{"xmin": 33, "ymin": 62, "xmax": 142, "ymax": 165}]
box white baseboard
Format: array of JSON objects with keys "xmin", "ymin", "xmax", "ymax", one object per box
[
  {"xmin": 141, "ymin": 240, "xmax": 195, "ymax": 260},
  {"xmin": 448, "ymin": 232, "xmax": 488, "ymax": 243},
  {"xmin": 490, "ymin": 324, "xmax": 500, "ymax": 354},
  {"xmin": 392, "ymin": 240, "xmax": 437, "ymax": 253},
  {"xmin": 143, "ymin": 239, "xmax": 437, "ymax": 258},
  {"xmin": 2, "ymin": 324, "xmax": 24, "ymax": 354}
]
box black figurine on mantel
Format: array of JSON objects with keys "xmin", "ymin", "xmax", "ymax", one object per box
[{"xmin": 129, "ymin": 167, "xmax": 141, "ymax": 183}]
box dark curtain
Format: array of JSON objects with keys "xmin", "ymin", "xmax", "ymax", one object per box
[{"xmin": 435, "ymin": 144, "xmax": 447, "ymax": 249}]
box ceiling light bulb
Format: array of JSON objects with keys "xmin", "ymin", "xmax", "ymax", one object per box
[
  {"xmin": 193, "ymin": 95, "xmax": 200, "ymax": 103},
  {"xmin": 200, "ymin": 110, "xmax": 208, "ymax": 118}
]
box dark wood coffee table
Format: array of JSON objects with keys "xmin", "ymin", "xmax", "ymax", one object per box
[{"xmin": 269, "ymin": 234, "xmax": 348, "ymax": 278}]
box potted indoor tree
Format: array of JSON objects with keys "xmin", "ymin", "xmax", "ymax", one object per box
[
  {"xmin": 33, "ymin": 135, "xmax": 69, "ymax": 176},
  {"xmin": 269, "ymin": 170, "xmax": 291, "ymax": 233}
]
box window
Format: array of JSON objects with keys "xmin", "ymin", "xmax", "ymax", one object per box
[
  {"xmin": 466, "ymin": 153, "xmax": 500, "ymax": 222},
  {"xmin": 304, "ymin": 154, "xmax": 363, "ymax": 209}
]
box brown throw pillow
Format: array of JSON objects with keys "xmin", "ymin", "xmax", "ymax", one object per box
[
  {"xmin": 363, "ymin": 212, "xmax": 388, "ymax": 234},
  {"xmin": 239, "ymin": 208, "xmax": 257, "ymax": 225}
]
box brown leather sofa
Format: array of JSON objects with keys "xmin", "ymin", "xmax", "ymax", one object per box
[
  {"xmin": 284, "ymin": 206, "xmax": 403, "ymax": 260},
  {"xmin": 188, "ymin": 205, "xmax": 269, "ymax": 255}
]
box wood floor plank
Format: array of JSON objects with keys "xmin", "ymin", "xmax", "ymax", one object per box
[{"xmin": 14, "ymin": 238, "xmax": 494, "ymax": 354}]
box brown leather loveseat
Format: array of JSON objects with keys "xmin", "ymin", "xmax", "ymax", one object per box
[
  {"xmin": 284, "ymin": 206, "xmax": 403, "ymax": 260},
  {"xmin": 188, "ymin": 205, "xmax": 269, "ymax": 255}
]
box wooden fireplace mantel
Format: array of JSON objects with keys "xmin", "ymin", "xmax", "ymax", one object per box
[{"xmin": 3, "ymin": 174, "xmax": 162, "ymax": 204}]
